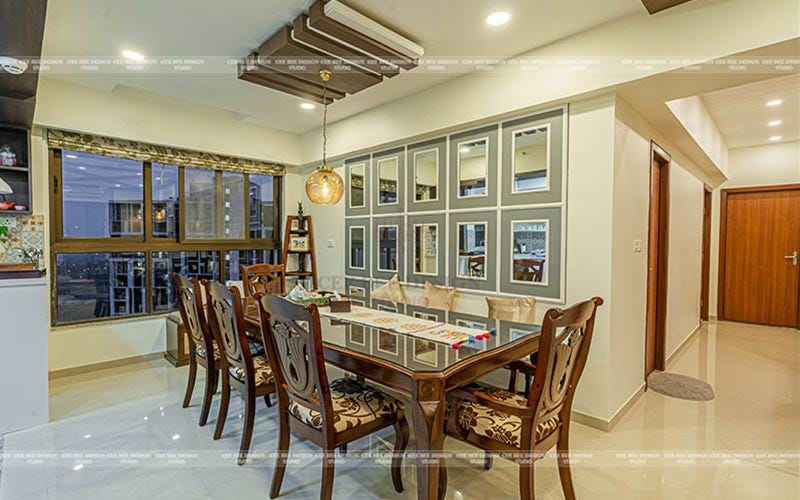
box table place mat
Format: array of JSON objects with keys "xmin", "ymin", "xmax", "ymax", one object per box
[{"xmin": 320, "ymin": 305, "xmax": 488, "ymax": 344}]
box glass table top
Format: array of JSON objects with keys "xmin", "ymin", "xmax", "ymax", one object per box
[{"xmin": 315, "ymin": 305, "xmax": 541, "ymax": 373}]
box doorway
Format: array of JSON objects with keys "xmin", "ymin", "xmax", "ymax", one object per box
[
  {"xmin": 700, "ymin": 186, "xmax": 712, "ymax": 321},
  {"xmin": 645, "ymin": 142, "xmax": 670, "ymax": 378},
  {"xmin": 718, "ymin": 184, "xmax": 800, "ymax": 327}
]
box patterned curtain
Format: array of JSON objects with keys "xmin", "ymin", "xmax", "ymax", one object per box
[{"xmin": 46, "ymin": 129, "xmax": 286, "ymax": 176}]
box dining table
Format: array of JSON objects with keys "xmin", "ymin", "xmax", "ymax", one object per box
[{"xmin": 243, "ymin": 303, "xmax": 541, "ymax": 500}]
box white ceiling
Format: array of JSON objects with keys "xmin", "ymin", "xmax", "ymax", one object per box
[
  {"xmin": 40, "ymin": 0, "xmax": 645, "ymax": 134},
  {"xmin": 701, "ymin": 74, "xmax": 800, "ymax": 148}
]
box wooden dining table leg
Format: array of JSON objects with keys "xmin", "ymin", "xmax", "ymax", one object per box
[{"xmin": 412, "ymin": 377, "xmax": 447, "ymax": 500}]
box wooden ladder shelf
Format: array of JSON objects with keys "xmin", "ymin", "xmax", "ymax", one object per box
[{"xmin": 282, "ymin": 215, "xmax": 318, "ymax": 289}]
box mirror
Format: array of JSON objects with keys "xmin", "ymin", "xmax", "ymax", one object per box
[
  {"xmin": 377, "ymin": 225, "xmax": 398, "ymax": 271},
  {"xmin": 413, "ymin": 311, "xmax": 438, "ymax": 321},
  {"xmin": 350, "ymin": 226, "xmax": 365, "ymax": 269},
  {"xmin": 349, "ymin": 163, "xmax": 365, "ymax": 207},
  {"xmin": 513, "ymin": 126, "xmax": 549, "ymax": 192},
  {"xmin": 414, "ymin": 149, "xmax": 438, "ymax": 201},
  {"xmin": 456, "ymin": 318, "xmax": 487, "ymax": 330},
  {"xmin": 413, "ymin": 339, "xmax": 437, "ymax": 366},
  {"xmin": 458, "ymin": 139, "xmax": 488, "ymax": 197},
  {"xmin": 457, "ymin": 222, "xmax": 487, "ymax": 279},
  {"xmin": 511, "ymin": 220, "xmax": 547, "ymax": 284},
  {"xmin": 378, "ymin": 330, "xmax": 398, "ymax": 354},
  {"xmin": 414, "ymin": 224, "xmax": 438, "ymax": 275},
  {"xmin": 377, "ymin": 157, "xmax": 398, "ymax": 205}
]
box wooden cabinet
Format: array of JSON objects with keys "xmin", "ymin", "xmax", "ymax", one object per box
[{"xmin": 0, "ymin": 125, "xmax": 32, "ymax": 213}]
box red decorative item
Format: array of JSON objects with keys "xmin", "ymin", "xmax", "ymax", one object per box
[{"xmin": 0, "ymin": 201, "xmax": 15, "ymax": 210}]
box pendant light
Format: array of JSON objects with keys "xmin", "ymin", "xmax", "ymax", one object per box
[{"xmin": 305, "ymin": 70, "xmax": 344, "ymax": 205}]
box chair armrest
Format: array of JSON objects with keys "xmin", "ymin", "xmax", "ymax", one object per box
[{"xmin": 449, "ymin": 386, "xmax": 531, "ymax": 418}]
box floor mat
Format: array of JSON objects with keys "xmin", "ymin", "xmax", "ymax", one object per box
[{"xmin": 647, "ymin": 371, "xmax": 715, "ymax": 401}]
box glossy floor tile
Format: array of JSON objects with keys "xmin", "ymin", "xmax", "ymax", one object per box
[{"xmin": 1, "ymin": 320, "xmax": 797, "ymax": 499}]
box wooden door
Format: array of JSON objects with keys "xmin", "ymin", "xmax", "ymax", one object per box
[
  {"xmin": 719, "ymin": 186, "xmax": 800, "ymax": 327},
  {"xmin": 700, "ymin": 187, "xmax": 712, "ymax": 321},
  {"xmin": 645, "ymin": 143, "xmax": 670, "ymax": 377}
]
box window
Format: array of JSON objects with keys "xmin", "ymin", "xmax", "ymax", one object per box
[{"xmin": 51, "ymin": 149, "xmax": 282, "ymax": 325}]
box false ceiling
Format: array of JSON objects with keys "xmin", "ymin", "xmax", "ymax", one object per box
[
  {"xmin": 702, "ymin": 73, "xmax": 800, "ymax": 148},
  {"xmin": 40, "ymin": 0, "xmax": 644, "ymax": 134}
]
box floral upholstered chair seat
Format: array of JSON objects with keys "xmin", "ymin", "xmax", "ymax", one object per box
[
  {"xmin": 288, "ymin": 378, "xmax": 405, "ymax": 433},
  {"xmin": 195, "ymin": 341, "xmax": 221, "ymax": 361},
  {"xmin": 450, "ymin": 383, "xmax": 560, "ymax": 448},
  {"xmin": 228, "ymin": 356, "xmax": 275, "ymax": 386}
]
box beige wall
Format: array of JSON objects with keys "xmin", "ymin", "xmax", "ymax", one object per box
[
  {"xmin": 666, "ymin": 95, "xmax": 729, "ymax": 176},
  {"xmin": 709, "ymin": 141, "xmax": 800, "ymax": 314}
]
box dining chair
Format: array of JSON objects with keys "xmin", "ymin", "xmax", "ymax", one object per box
[
  {"xmin": 513, "ymin": 258, "xmax": 544, "ymax": 282},
  {"xmin": 174, "ymin": 273, "xmax": 219, "ymax": 427},
  {"xmin": 242, "ymin": 263, "xmax": 286, "ymax": 297},
  {"xmin": 445, "ymin": 297, "xmax": 603, "ymax": 500},
  {"xmin": 468, "ymin": 255, "xmax": 485, "ymax": 277},
  {"xmin": 257, "ymin": 294, "xmax": 410, "ymax": 499},
  {"xmin": 205, "ymin": 281, "xmax": 278, "ymax": 466}
]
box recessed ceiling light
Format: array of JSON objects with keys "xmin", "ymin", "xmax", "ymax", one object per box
[
  {"xmin": 121, "ymin": 49, "xmax": 145, "ymax": 61},
  {"xmin": 769, "ymin": 135, "xmax": 782, "ymax": 141},
  {"xmin": 768, "ymin": 120, "xmax": 782, "ymax": 127},
  {"xmin": 65, "ymin": 154, "xmax": 77, "ymax": 159},
  {"xmin": 300, "ymin": 103, "xmax": 316, "ymax": 110},
  {"xmin": 766, "ymin": 99, "xmax": 783, "ymax": 107},
  {"xmin": 78, "ymin": 166, "xmax": 86, "ymax": 170},
  {"xmin": 114, "ymin": 183, "xmax": 121, "ymax": 187},
  {"xmin": 486, "ymin": 11, "xmax": 511, "ymax": 26},
  {"xmin": 459, "ymin": 146, "xmax": 471, "ymax": 153}
]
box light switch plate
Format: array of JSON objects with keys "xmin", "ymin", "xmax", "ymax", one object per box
[
  {"xmin": 633, "ymin": 239, "xmax": 643, "ymax": 253},
  {"xmin": 326, "ymin": 239, "xmax": 335, "ymax": 248}
]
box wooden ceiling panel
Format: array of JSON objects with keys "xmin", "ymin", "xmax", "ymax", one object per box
[
  {"xmin": 640, "ymin": 0, "xmax": 693, "ymax": 15},
  {"xmin": 238, "ymin": 57, "xmax": 342, "ymax": 104}
]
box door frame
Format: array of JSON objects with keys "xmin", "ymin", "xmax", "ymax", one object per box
[
  {"xmin": 717, "ymin": 183, "xmax": 800, "ymax": 327},
  {"xmin": 700, "ymin": 186, "xmax": 712, "ymax": 321},
  {"xmin": 645, "ymin": 141, "xmax": 670, "ymax": 378}
]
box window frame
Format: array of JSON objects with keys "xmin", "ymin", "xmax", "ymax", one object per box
[{"xmin": 49, "ymin": 148, "xmax": 282, "ymax": 326}]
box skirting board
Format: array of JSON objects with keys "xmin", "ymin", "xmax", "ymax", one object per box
[
  {"xmin": 572, "ymin": 322, "xmax": 704, "ymax": 432},
  {"xmin": 49, "ymin": 353, "xmax": 164, "ymax": 380}
]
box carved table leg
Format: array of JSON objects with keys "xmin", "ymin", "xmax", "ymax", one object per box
[{"xmin": 412, "ymin": 377, "xmax": 446, "ymax": 500}]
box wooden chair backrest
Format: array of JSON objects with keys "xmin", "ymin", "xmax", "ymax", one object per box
[
  {"xmin": 468, "ymin": 255, "xmax": 485, "ymax": 276},
  {"xmin": 258, "ymin": 295, "xmax": 333, "ymax": 429},
  {"xmin": 242, "ymin": 263, "xmax": 286, "ymax": 298},
  {"xmin": 173, "ymin": 273, "xmax": 213, "ymax": 354},
  {"xmin": 205, "ymin": 281, "xmax": 254, "ymax": 379},
  {"xmin": 513, "ymin": 258, "xmax": 545, "ymax": 282},
  {"xmin": 528, "ymin": 297, "xmax": 603, "ymax": 424}
]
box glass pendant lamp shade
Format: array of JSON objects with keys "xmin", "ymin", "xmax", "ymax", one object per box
[
  {"xmin": 0, "ymin": 177, "xmax": 12, "ymax": 195},
  {"xmin": 305, "ymin": 165, "xmax": 343, "ymax": 204},
  {"xmin": 305, "ymin": 69, "xmax": 344, "ymax": 205}
]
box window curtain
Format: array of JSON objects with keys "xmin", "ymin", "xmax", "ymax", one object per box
[{"xmin": 46, "ymin": 129, "xmax": 286, "ymax": 176}]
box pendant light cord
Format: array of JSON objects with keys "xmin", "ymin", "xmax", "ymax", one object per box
[{"xmin": 320, "ymin": 70, "xmax": 331, "ymax": 168}]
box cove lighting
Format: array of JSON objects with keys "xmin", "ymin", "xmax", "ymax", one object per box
[
  {"xmin": 300, "ymin": 102, "xmax": 316, "ymax": 110},
  {"xmin": 769, "ymin": 135, "xmax": 782, "ymax": 141},
  {"xmin": 121, "ymin": 49, "xmax": 145, "ymax": 61},
  {"xmin": 324, "ymin": 0, "xmax": 424, "ymax": 58},
  {"xmin": 768, "ymin": 120, "xmax": 782, "ymax": 127},
  {"xmin": 766, "ymin": 99, "xmax": 783, "ymax": 107},
  {"xmin": 486, "ymin": 12, "xmax": 511, "ymax": 26}
]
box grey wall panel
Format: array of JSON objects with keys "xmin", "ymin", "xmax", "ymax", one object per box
[
  {"xmin": 406, "ymin": 213, "xmax": 446, "ymax": 286},
  {"xmin": 447, "ymin": 211, "xmax": 497, "ymax": 292},
  {"xmin": 344, "ymin": 218, "xmax": 370, "ymax": 278},
  {"xmin": 499, "ymin": 207, "xmax": 562, "ymax": 299},
  {"xmin": 407, "ymin": 137, "xmax": 447, "ymax": 213},
  {"xmin": 448, "ymin": 125, "xmax": 499, "ymax": 209},
  {"xmin": 500, "ymin": 109, "xmax": 565, "ymax": 206},
  {"xmin": 345, "ymin": 154, "xmax": 371, "ymax": 217}
]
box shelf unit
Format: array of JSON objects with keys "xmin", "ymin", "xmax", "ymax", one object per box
[
  {"xmin": 0, "ymin": 125, "xmax": 32, "ymax": 214},
  {"xmin": 282, "ymin": 215, "xmax": 318, "ymax": 289}
]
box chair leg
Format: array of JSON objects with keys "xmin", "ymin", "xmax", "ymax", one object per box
[
  {"xmin": 320, "ymin": 449, "xmax": 336, "ymax": 500},
  {"xmin": 523, "ymin": 373, "xmax": 533, "ymax": 397},
  {"xmin": 338, "ymin": 443, "xmax": 347, "ymax": 456},
  {"xmin": 483, "ymin": 451, "xmax": 493, "ymax": 470},
  {"xmin": 198, "ymin": 368, "xmax": 215, "ymax": 426},
  {"xmin": 213, "ymin": 378, "xmax": 231, "ymax": 440},
  {"xmin": 391, "ymin": 418, "xmax": 409, "ymax": 493},
  {"xmin": 557, "ymin": 431, "xmax": 576, "ymax": 500},
  {"xmin": 264, "ymin": 394, "xmax": 273, "ymax": 408},
  {"xmin": 237, "ymin": 391, "xmax": 256, "ymax": 466},
  {"xmin": 437, "ymin": 460, "xmax": 447, "ymax": 500},
  {"xmin": 519, "ymin": 462, "xmax": 535, "ymax": 500},
  {"xmin": 507, "ymin": 367, "xmax": 519, "ymax": 393},
  {"xmin": 270, "ymin": 413, "xmax": 290, "ymax": 499},
  {"xmin": 182, "ymin": 357, "xmax": 197, "ymax": 408}
]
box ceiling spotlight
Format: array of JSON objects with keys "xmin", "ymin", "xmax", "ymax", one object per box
[
  {"xmin": 65, "ymin": 154, "xmax": 77, "ymax": 159},
  {"xmin": 486, "ymin": 11, "xmax": 511, "ymax": 26},
  {"xmin": 121, "ymin": 49, "xmax": 145, "ymax": 61},
  {"xmin": 0, "ymin": 56, "xmax": 29, "ymax": 75},
  {"xmin": 78, "ymin": 166, "xmax": 86, "ymax": 170},
  {"xmin": 459, "ymin": 146, "xmax": 471, "ymax": 153},
  {"xmin": 300, "ymin": 102, "xmax": 316, "ymax": 110},
  {"xmin": 768, "ymin": 120, "xmax": 782, "ymax": 127},
  {"xmin": 114, "ymin": 183, "xmax": 122, "ymax": 187},
  {"xmin": 766, "ymin": 99, "xmax": 783, "ymax": 107},
  {"xmin": 769, "ymin": 135, "xmax": 782, "ymax": 141}
]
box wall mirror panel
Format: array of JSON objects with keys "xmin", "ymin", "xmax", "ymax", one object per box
[
  {"xmin": 457, "ymin": 139, "xmax": 487, "ymax": 198},
  {"xmin": 449, "ymin": 125, "xmax": 498, "ymax": 209},
  {"xmin": 345, "ymin": 278, "xmax": 371, "ymax": 305},
  {"xmin": 407, "ymin": 304, "xmax": 446, "ymax": 322},
  {"xmin": 372, "ymin": 217, "xmax": 405, "ymax": 280},
  {"xmin": 512, "ymin": 125, "xmax": 549, "ymax": 193},
  {"xmin": 501, "ymin": 109, "xmax": 565, "ymax": 206},
  {"xmin": 500, "ymin": 207, "xmax": 562, "ymax": 299},
  {"xmin": 373, "ymin": 149, "xmax": 404, "ymax": 214},
  {"xmin": 408, "ymin": 138, "xmax": 447, "ymax": 212},
  {"xmin": 414, "ymin": 224, "xmax": 438, "ymax": 275},
  {"xmin": 406, "ymin": 214, "xmax": 446, "ymax": 285},
  {"xmin": 345, "ymin": 218, "xmax": 370, "ymax": 277},
  {"xmin": 448, "ymin": 211, "xmax": 496, "ymax": 292},
  {"xmin": 345, "ymin": 155, "xmax": 370, "ymax": 216},
  {"xmin": 349, "ymin": 162, "xmax": 366, "ymax": 208}
]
